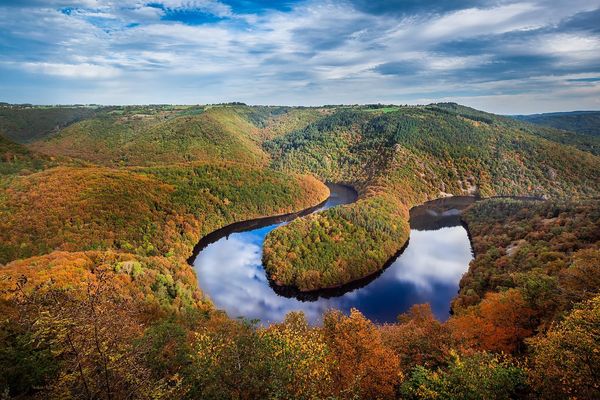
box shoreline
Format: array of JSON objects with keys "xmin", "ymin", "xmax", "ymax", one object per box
[
  {"xmin": 269, "ymin": 193, "xmax": 546, "ymax": 295},
  {"xmin": 186, "ymin": 182, "xmax": 359, "ymax": 265},
  {"xmin": 189, "ymin": 188, "xmax": 545, "ymax": 298}
]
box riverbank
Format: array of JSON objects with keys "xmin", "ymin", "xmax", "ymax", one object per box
[{"xmin": 192, "ymin": 190, "xmax": 476, "ymax": 323}]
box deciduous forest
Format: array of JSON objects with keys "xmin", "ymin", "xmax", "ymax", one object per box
[{"xmin": 1, "ymin": 103, "xmax": 599, "ymax": 399}]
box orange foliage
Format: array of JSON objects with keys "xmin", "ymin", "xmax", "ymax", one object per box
[
  {"xmin": 559, "ymin": 248, "xmax": 600, "ymax": 305},
  {"xmin": 0, "ymin": 164, "xmax": 329, "ymax": 264},
  {"xmin": 448, "ymin": 289, "xmax": 534, "ymax": 354},
  {"xmin": 0, "ymin": 250, "xmax": 208, "ymax": 314},
  {"xmin": 380, "ymin": 304, "xmax": 454, "ymax": 373},
  {"xmin": 528, "ymin": 295, "xmax": 600, "ymax": 399},
  {"xmin": 2, "ymin": 268, "xmax": 175, "ymax": 399},
  {"xmin": 322, "ymin": 308, "xmax": 401, "ymax": 399}
]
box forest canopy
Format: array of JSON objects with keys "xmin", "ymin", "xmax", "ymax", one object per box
[{"xmin": 0, "ymin": 103, "xmax": 599, "ymax": 399}]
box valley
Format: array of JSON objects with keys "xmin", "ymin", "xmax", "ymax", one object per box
[
  {"xmin": 1, "ymin": 102, "xmax": 599, "ymax": 399},
  {"xmin": 2, "ymin": 1, "xmax": 599, "ymax": 397}
]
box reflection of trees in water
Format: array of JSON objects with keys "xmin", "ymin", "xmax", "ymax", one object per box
[
  {"xmin": 409, "ymin": 196, "xmax": 476, "ymax": 231},
  {"xmin": 188, "ymin": 183, "xmax": 358, "ymax": 263},
  {"xmin": 276, "ymin": 197, "xmax": 480, "ymax": 302},
  {"xmin": 409, "ymin": 195, "xmax": 543, "ymax": 231},
  {"xmin": 269, "ymin": 239, "xmax": 410, "ymax": 301}
]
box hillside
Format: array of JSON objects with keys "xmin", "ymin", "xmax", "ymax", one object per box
[
  {"xmin": 509, "ymin": 111, "xmax": 600, "ymax": 155},
  {"xmin": 0, "ymin": 102, "xmax": 599, "ymax": 399},
  {"xmin": 29, "ymin": 106, "xmax": 271, "ymax": 166},
  {"xmin": 513, "ymin": 111, "xmax": 600, "ymax": 136},
  {"xmin": 0, "ymin": 134, "xmax": 42, "ymax": 176},
  {"xmin": 10, "ymin": 103, "xmax": 599, "ymax": 292},
  {"xmin": 434, "ymin": 103, "xmax": 600, "ymax": 156},
  {"xmin": 456, "ymin": 198, "xmax": 600, "ymax": 319},
  {"xmin": 0, "ymin": 164, "xmax": 328, "ymax": 265},
  {"xmin": 0, "ymin": 134, "xmax": 67, "ymax": 177},
  {"xmin": 0, "ymin": 104, "xmax": 98, "ymax": 143},
  {"xmin": 262, "ymin": 104, "xmax": 600, "ymax": 291}
]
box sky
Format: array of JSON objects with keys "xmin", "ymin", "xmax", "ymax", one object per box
[{"xmin": 0, "ymin": 0, "xmax": 599, "ymax": 113}]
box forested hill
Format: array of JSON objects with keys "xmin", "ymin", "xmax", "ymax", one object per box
[
  {"xmin": 0, "ymin": 104, "xmax": 98, "ymax": 143},
  {"xmin": 262, "ymin": 103, "xmax": 600, "ymax": 291},
  {"xmin": 0, "ymin": 134, "xmax": 58, "ymax": 176},
  {"xmin": 512, "ymin": 110, "xmax": 600, "ymax": 136},
  {"xmin": 2, "ymin": 102, "xmax": 599, "ymax": 291},
  {"xmin": 433, "ymin": 103, "xmax": 600, "ymax": 155},
  {"xmin": 1, "ymin": 102, "xmax": 599, "ymax": 399}
]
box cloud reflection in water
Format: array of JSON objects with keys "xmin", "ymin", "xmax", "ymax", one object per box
[{"xmin": 194, "ymin": 218, "xmax": 473, "ymax": 324}]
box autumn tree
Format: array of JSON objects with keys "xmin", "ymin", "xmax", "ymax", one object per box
[
  {"xmin": 188, "ymin": 314, "xmax": 274, "ymax": 399},
  {"xmin": 528, "ymin": 294, "xmax": 600, "ymax": 399},
  {"xmin": 448, "ymin": 289, "xmax": 534, "ymax": 354},
  {"xmin": 559, "ymin": 248, "xmax": 600, "ymax": 305},
  {"xmin": 0, "ymin": 301, "xmax": 57, "ymax": 397},
  {"xmin": 6, "ymin": 270, "xmax": 173, "ymax": 399},
  {"xmin": 261, "ymin": 312, "xmax": 332, "ymax": 399},
  {"xmin": 400, "ymin": 351, "xmax": 527, "ymax": 400},
  {"xmin": 322, "ymin": 308, "xmax": 401, "ymax": 399},
  {"xmin": 380, "ymin": 304, "xmax": 454, "ymax": 373}
]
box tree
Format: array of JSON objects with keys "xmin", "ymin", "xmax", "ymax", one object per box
[
  {"xmin": 322, "ymin": 308, "xmax": 401, "ymax": 399},
  {"xmin": 380, "ymin": 304, "xmax": 454, "ymax": 372},
  {"xmin": 528, "ymin": 295, "xmax": 600, "ymax": 399},
  {"xmin": 559, "ymin": 248, "xmax": 600, "ymax": 305},
  {"xmin": 6, "ymin": 269, "xmax": 172, "ymax": 399},
  {"xmin": 448, "ymin": 289, "xmax": 534, "ymax": 354},
  {"xmin": 400, "ymin": 352, "xmax": 527, "ymax": 400},
  {"xmin": 188, "ymin": 314, "xmax": 273, "ymax": 400},
  {"xmin": 261, "ymin": 312, "xmax": 332, "ymax": 400}
]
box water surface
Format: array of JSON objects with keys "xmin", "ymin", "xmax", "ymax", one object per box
[{"xmin": 192, "ymin": 188, "xmax": 475, "ymax": 323}]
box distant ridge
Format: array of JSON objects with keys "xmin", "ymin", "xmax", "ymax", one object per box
[{"xmin": 511, "ymin": 110, "xmax": 600, "ymax": 137}]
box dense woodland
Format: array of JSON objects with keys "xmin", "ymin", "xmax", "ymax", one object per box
[
  {"xmin": 0, "ymin": 104, "xmax": 98, "ymax": 143},
  {"xmin": 0, "ymin": 103, "xmax": 599, "ymax": 399},
  {"xmin": 513, "ymin": 111, "xmax": 600, "ymax": 136},
  {"xmin": 263, "ymin": 104, "xmax": 600, "ymax": 290},
  {"xmin": 510, "ymin": 111, "xmax": 600, "ymax": 155},
  {"xmin": 0, "ymin": 164, "xmax": 328, "ymax": 264}
]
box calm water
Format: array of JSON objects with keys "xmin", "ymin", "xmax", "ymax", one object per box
[{"xmin": 192, "ymin": 186, "xmax": 475, "ymax": 324}]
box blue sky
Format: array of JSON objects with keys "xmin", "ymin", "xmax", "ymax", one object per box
[{"xmin": 0, "ymin": 0, "xmax": 599, "ymax": 113}]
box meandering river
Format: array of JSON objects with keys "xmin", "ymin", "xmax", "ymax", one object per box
[{"xmin": 191, "ymin": 185, "xmax": 475, "ymax": 324}]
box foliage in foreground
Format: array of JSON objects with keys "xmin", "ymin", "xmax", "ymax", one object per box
[
  {"xmin": 527, "ymin": 295, "xmax": 600, "ymax": 399},
  {"xmin": 1, "ymin": 198, "xmax": 599, "ymax": 399},
  {"xmin": 5, "ymin": 267, "xmax": 598, "ymax": 400}
]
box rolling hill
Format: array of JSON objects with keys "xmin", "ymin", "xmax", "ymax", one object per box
[
  {"xmin": 262, "ymin": 103, "xmax": 600, "ymax": 291},
  {"xmin": 29, "ymin": 106, "xmax": 271, "ymax": 166},
  {"xmin": 512, "ymin": 110, "xmax": 600, "ymax": 136},
  {"xmin": 0, "ymin": 102, "xmax": 599, "ymax": 399},
  {"xmin": 3, "ymin": 103, "xmax": 599, "ymax": 291},
  {"xmin": 0, "ymin": 104, "xmax": 98, "ymax": 143},
  {"xmin": 510, "ymin": 110, "xmax": 600, "ymax": 155}
]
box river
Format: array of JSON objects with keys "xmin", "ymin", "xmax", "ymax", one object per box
[{"xmin": 191, "ymin": 184, "xmax": 475, "ymax": 324}]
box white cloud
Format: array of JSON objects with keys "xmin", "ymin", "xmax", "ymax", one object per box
[
  {"xmin": 390, "ymin": 227, "xmax": 472, "ymax": 291},
  {"xmin": 428, "ymin": 54, "xmax": 492, "ymax": 70},
  {"xmin": 159, "ymin": 0, "xmax": 233, "ymax": 17},
  {"xmin": 194, "ymin": 233, "xmax": 334, "ymax": 323},
  {"xmin": 539, "ymin": 33, "xmax": 600, "ymax": 65},
  {"xmin": 0, "ymin": 0, "xmax": 599, "ymax": 111},
  {"xmin": 421, "ymin": 2, "xmax": 542, "ymax": 39},
  {"xmin": 20, "ymin": 62, "xmax": 121, "ymax": 78}
]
